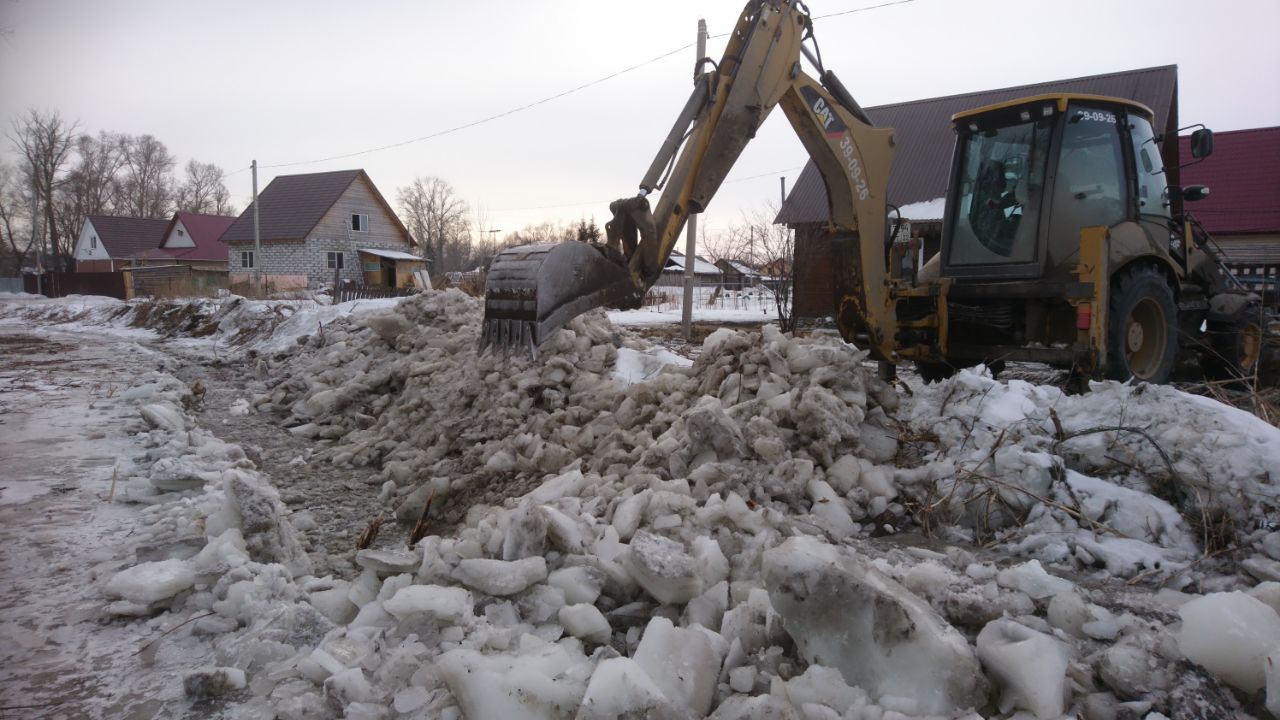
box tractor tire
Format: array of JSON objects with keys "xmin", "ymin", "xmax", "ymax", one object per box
[
  {"xmin": 1203, "ymin": 300, "xmax": 1264, "ymax": 382},
  {"xmin": 914, "ymin": 360, "xmax": 955, "ymax": 384},
  {"xmin": 1105, "ymin": 265, "xmax": 1178, "ymax": 384}
]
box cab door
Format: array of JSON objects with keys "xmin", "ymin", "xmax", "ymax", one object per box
[{"xmin": 1043, "ymin": 103, "xmax": 1129, "ymax": 274}]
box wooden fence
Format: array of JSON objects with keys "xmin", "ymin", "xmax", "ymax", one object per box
[
  {"xmin": 24, "ymin": 271, "xmax": 127, "ymax": 299},
  {"xmin": 335, "ymin": 284, "xmax": 418, "ymax": 303}
]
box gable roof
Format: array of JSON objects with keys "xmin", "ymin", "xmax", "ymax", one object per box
[
  {"xmin": 777, "ymin": 65, "xmax": 1178, "ymax": 224},
  {"xmin": 666, "ymin": 251, "xmax": 721, "ymax": 275},
  {"xmin": 85, "ymin": 215, "xmax": 170, "ymax": 259},
  {"xmin": 140, "ymin": 212, "xmax": 236, "ymax": 262},
  {"xmin": 219, "ymin": 169, "xmax": 412, "ymax": 244},
  {"xmin": 1179, "ymin": 126, "xmax": 1280, "ymax": 235}
]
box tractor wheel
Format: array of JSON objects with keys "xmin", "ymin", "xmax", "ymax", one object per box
[
  {"xmin": 1106, "ymin": 265, "xmax": 1178, "ymax": 384},
  {"xmin": 914, "ymin": 360, "xmax": 955, "ymax": 384},
  {"xmin": 1203, "ymin": 300, "xmax": 1264, "ymax": 382}
]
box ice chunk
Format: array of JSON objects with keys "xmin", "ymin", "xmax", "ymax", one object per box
[
  {"xmin": 355, "ymin": 548, "xmax": 420, "ymax": 574},
  {"xmin": 382, "ymin": 584, "xmax": 474, "ymax": 623},
  {"xmin": 807, "ymin": 479, "xmax": 856, "ymax": 539},
  {"xmin": 1099, "ymin": 644, "xmax": 1156, "ymax": 700},
  {"xmin": 325, "ymin": 667, "xmax": 372, "ymax": 706},
  {"xmin": 525, "ymin": 469, "xmax": 587, "ymax": 505},
  {"xmin": 140, "ymin": 402, "xmax": 186, "ymax": 432},
  {"xmin": 558, "ymin": 603, "xmax": 611, "ymax": 644},
  {"xmin": 762, "ymin": 536, "xmax": 989, "ymax": 715},
  {"xmin": 547, "ymin": 565, "xmax": 604, "ymax": 605},
  {"xmin": 105, "ymin": 559, "xmax": 195, "ymax": 605},
  {"xmin": 996, "ymin": 559, "xmax": 1073, "ymax": 600},
  {"xmin": 611, "ymin": 491, "xmax": 649, "ymax": 541},
  {"xmin": 310, "ymin": 582, "xmax": 358, "ymax": 625},
  {"xmin": 578, "ymin": 657, "xmax": 673, "ymax": 719},
  {"xmin": 1178, "ymin": 590, "xmax": 1280, "ymax": 693},
  {"xmin": 633, "ymin": 616, "xmax": 720, "ymax": 716},
  {"xmin": 435, "ymin": 643, "xmax": 590, "ymax": 718},
  {"xmin": 1267, "ymin": 647, "xmax": 1280, "ymax": 718},
  {"xmin": 453, "ymin": 557, "xmax": 547, "ymax": 597},
  {"xmin": 627, "ymin": 530, "xmax": 701, "ymax": 605},
  {"xmin": 976, "ymin": 618, "xmax": 1069, "ymax": 718}
]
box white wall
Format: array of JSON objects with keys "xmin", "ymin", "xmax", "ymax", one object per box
[
  {"xmin": 73, "ymin": 219, "xmax": 111, "ymax": 260},
  {"xmin": 162, "ymin": 219, "xmax": 195, "ymax": 248}
]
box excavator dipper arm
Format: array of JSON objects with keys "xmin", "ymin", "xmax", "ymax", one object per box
[{"xmin": 482, "ymin": 0, "xmax": 898, "ymax": 358}]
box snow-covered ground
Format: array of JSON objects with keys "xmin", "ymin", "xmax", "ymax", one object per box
[
  {"xmin": 609, "ymin": 285, "xmax": 777, "ymax": 327},
  {"xmin": 2, "ymin": 291, "xmax": 1279, "ymax": 719}
]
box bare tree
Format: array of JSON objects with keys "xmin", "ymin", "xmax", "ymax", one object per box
[
  {"xmin": 397, "ymin": 176, "xmax": 470, "ymax": 273},
  {"xmin": 0, "ymin": 162, "xmax": 31, "ymax": 274},
  {"xmin": 502, "ymin": 221, "xmax": 574, "ymax": 247},
  {"xmin": 52, "ymin": 131, "xmax": 127, "ymax": 252},
  {"xmin": 118, "ymin": 134, "xmax": 175, "ymax": 218},
  {"xmin": 173, "ymin": 159, "xmax": 234, "ymax": 215},
  {"xmin": 727, "ymin": 203, "xmax": 800, "ymax": 331},
  {"xmin": 9, "ymin": 109, "xmax": 78, "ymax": 271}
]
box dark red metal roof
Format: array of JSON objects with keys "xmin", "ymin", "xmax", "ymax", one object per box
[
  {"xmin": 140, "ymin": 212, "xmax": 236, "ymax": 262},
  {"xmin": 219, "ymin": 169, "xmax": 363, "ymax": 244},
  {"xmin": 85, "ymin": 215, "xmax": 170, "ymax": 259},
  {"xmin": 1180, "ymin": 126, "xmax": 1280, "ymax": 235},
  {"xmin": 778, "ymin": 65, "xmax": 1178, "ymax": 224}
]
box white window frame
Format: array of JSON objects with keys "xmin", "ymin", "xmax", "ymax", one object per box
[
  {"xmin": 241, "ymin": 251, "xmax": 254, "ymax": 269},
  {"xmin": 327, "ymin": 251, "xmax": 344, "ymax": 270},
  {"xmin": 351, "ymin": 214, "xmax": 369, "ymax": 232}
]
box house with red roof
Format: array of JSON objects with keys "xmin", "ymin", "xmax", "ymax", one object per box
[
  {"xmin": 1178, "ymin": 126, "xmax": 1280, "ymax": 289},
  {"xmin": 135, "ymin": 212, "xmax": 236, "ymax": 270},
  {"xmin": 72, "ymin": 215, "xmax": 169, "ymax": 272}
]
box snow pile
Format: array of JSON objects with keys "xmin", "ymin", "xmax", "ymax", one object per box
[
  {"xmin": 197, "ymin": 288, "xmax": 1273, "ymax": 718},
  {"xmin": 46, "ymin": 287, "xmax": 1280, "ymax": 718},
  {"xmin": 898, "ymin": 370, "xmax": 1280, "ymax": 581}
]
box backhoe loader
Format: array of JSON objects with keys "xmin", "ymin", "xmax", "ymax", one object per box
[{"xmin": 482, "ymin": 0, "xmax": 1264, "ymax": 385}]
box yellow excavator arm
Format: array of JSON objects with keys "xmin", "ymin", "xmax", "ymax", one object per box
[{"xmin": 482, "ymin": 0, "xmax": 899, "ymax": 358}]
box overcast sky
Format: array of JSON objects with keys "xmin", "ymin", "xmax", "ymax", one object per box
[{"xmin": 2, "ymin": 0, "xmax": 1278, "ymax": 239}]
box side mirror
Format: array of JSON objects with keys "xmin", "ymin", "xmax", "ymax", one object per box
[
  {"xmin": 1182, "ymin": 185, "xmax": 1211, "ymax": 202},
  {"xmin": 1190, "ymin": 128, "xmax": 1214, "ymax": 159}
]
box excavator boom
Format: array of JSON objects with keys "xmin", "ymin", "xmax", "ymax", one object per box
[{"xmin": 482, "ymin": 0, "xmax": 899, "ymax": 358}]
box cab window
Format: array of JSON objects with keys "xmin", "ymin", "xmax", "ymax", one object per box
[
  {"xmin": 1128, "ymin": 114, "xmax": 1169, "ymax": 218},
  {"xmin": 948, "ymin": 115, "xmax": 1052, "ymax": 266},
  {"xmin": 1052, "ymin": 105, "xmax": 1127, "ymax": 230}
]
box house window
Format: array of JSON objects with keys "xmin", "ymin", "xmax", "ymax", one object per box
[
  {"xmin": 351, "ymin": 214, "xmax": 369, "ymax": 232},
  {"xmin": 90, "ymin": 236, "xmax": 97, "ymax": 249},
  {"xmin": 241, "ymin": 251, "xmax": 254, "ymax": 268},
  {"xmin": 327, "ymin": 251, "xmax": 344, "ymax": 269},
  {"xmin": 177, "ymin": 228, "xmax": 185, "ymax": 237}
]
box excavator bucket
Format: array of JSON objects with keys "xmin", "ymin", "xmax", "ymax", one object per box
[{"xmin": 481, "ymin": 242, "xmax": 636, "ymax": 354}]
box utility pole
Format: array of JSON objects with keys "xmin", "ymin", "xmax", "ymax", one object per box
[
  {"xmin": 251, "ymin": 159, "xmax": 261, "ymax": 288},
  {"xmin": 681, "ymin": 18, "xmax": 708, "ymax": 342}
]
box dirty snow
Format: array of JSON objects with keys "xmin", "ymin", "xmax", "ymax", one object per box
[{"xmin": 2, "ymin": 290, "xmax": 1279, "ymax": 719}]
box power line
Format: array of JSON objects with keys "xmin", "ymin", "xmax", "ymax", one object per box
[
  {"xmin": 812, "ymin": 0, "xmax": 916, "ymax": 20},
  {"xmin": 260, "ymin": 43, "xmax": 694, "ymax": 170},
  {"xmin": 488, "ymin": 165, "xmax": 805, "ymax": 213},
  {"xmin": 253, "ymin": 0, "xmax": 917, "ymax": 171}
]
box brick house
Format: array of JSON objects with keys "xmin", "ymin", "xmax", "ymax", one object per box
[
  {"xmin": 73, "ymin": 215, "xmax": 169, "ymax": 272},
  {"xmin": 219, "ymin": 169, "xmax": 419, "ymax": 288}
]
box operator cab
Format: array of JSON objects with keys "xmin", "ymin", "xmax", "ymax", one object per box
[{"xmin": 940, "ymin": 94, "xmax": 1165, "ymax": 282}]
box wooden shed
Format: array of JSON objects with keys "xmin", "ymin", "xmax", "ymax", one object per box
[{"xmin": 358, "ymin": 248, "xmax": 427, "ymax": 288}]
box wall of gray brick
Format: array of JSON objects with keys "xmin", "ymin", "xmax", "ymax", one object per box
[{"xmin": 226, "ymin": 236, "xmax": 419, "ymax": 287}]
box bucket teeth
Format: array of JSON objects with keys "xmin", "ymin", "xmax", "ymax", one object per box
[{"xmin": 480, "ymin": 241, "xmax": 637, "ymax": 357}]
